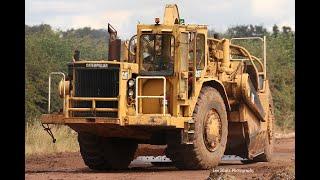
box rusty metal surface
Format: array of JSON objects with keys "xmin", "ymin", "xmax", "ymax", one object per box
[
  {"xmin": 67, "ymin": 124, "xmax": 164, "ymax": 140},
  {"xmin": 40, "ymin": 114, "xmax": 120, "ymax": 124},
  {"xmin": 41, "ymin": 114, "xmax": 65, "ymax": 124},
  {"xmin": 247, "ymin": 131, "xmax": 268, "ymax": 159},
  {"xmin": 225, "ymin": 122, "xmax": 247, "ymax": 157},
  {"xmin": 108, "ymin": 23, "xmax": 121, "ymax": 60},
  {"xmin": 108, "ymin": 39, "xmax": 121, "ymax": 60}
]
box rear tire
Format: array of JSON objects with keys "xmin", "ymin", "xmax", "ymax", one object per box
[
  {"xmin": 166, "ymin": 86, "xmax": 228, "ymax": 169},
  {"xmin": 78, "ymin": 133, "xmax": 138, "ymax": 170}
]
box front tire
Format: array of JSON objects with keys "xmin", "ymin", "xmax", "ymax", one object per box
[
  {"xmin": 78, "ymin": 133, "xmax": 138, "ymax": 170},
  {"xmin": 167, "ymin": 86, "xmax": 228, "ymax": 169}
]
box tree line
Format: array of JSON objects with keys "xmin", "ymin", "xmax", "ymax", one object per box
[{"xmin": 25, "ymin": 24, "xmax": 294, "ymax": 130}]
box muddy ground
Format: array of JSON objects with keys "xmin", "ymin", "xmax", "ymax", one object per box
[{"xmin": 25, "ymin": 137, "xmax": 294, "ymax": 180}]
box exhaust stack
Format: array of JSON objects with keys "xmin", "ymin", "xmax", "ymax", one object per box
[{"xmin": 108, "ymin": 23, "xmax": 121, "ymax": 61}]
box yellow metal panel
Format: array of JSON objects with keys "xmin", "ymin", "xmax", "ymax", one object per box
[
  {"xmin": 141, "ymin": 79, "xmax": 171, "ymax": 114},
  {"xmin": 163, "ymin": 4, "xmax": 180, "ymax": 25},
  {"xmin": 126, "ymin": 114, "xmax": 187, "ymax": 128}
]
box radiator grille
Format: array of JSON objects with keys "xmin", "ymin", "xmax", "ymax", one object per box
[{"xmin": 72, "ymin": 67, "xmax": 119, "ymax": 117}]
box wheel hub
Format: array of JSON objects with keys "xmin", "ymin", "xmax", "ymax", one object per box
[{"xmin": 203, "ymin": 109, "xmax": 222, "ymax": 151}]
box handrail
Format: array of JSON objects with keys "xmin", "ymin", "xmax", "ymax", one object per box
[
  {"xmin": 231, "ymin": 56, "xmax": 264, "ymax": 73},
  {"xmin": 231, "ymin": 37, "xmax": 263, "ymax": 41},
  {"xmin": 67, "ymin": 97, "xmax": 119, "ymax": 114},
  {"xmin": 230, "ymin": 44, "xmax": 260, "ymax": 89},
  {"xmin": 230, "ymin": 36, "xmax": 266, "ymax": 77},
  {"xmin": 251, "ymin": 55, "xmax": 264, "ymax": 73}
]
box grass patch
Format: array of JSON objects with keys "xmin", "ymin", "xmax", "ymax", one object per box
[{"xmin": 25, "ymin": 120, "xmax": 79, "ymax": 157}]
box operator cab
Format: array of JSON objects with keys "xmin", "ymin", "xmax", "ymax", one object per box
[{"xmin": 131, "ymin": 12, "xmax": 208, "ymax": 115}]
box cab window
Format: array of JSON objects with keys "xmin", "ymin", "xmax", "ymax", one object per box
[
  {"xmin": 196, "ymin": 34, "xmax": 205, "ymax": 69},
  {"xmin": 140, "ymin": 34, "xmax": 174, "ymax": 76}
]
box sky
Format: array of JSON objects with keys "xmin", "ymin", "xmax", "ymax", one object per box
[{"xmin": 25, "ymin": 0, "xmax": 295, "ymax": 39}]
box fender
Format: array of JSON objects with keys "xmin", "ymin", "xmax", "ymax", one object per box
[{"xmin": 203, "ymin": 80, "xmax": 231, "ymax": 111}]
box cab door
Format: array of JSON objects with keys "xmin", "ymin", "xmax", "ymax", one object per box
[
  {"xmin": 178, "ymin": 32, "xmax": 206, "ymax": 100},
  {"xmin": 178, "ymin": 32, "xmax": 189, "ymax": 100}
]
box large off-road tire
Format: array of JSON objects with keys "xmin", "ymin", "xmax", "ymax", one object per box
[
  {"xmin": 166, "ymin": 86, "xmax": 228, "ymax": 169},
  {"xmin": 78, "ymin": 133, "xmax": 138, "ymax": 170}
]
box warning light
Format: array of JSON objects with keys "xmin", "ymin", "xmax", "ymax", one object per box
[
  {"xmin": 155, "ymin": 17, "xmax": 160, "ymax": 24},
  {"xmin": 179, "ymin": 18, "xmax": 185, "ymax": 25}
]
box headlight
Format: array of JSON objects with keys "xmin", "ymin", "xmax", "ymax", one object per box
[
  {"xmin": 128, "ymin": 89, "xmax": 134, "ymax": 96},
  {"xmin": 58, "ymin": 80, "xmax": 70, "ymax": 98},
  {"xmin": 128, "ymin": 79, "xmax": 135, "ymax": 87}
]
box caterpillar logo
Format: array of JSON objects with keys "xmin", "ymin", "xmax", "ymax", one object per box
[{"xmin": 86, "ymin": 63, "xmax": 108, "ymax": 68}]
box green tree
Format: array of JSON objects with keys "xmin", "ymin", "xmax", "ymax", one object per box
[
  {"xmin": 25, "ymin": 24, "xmax": 109, "ymax": 123},
  {"xmin": 272, "ymin": 24, "xmax": 279, "ymax": 37}
]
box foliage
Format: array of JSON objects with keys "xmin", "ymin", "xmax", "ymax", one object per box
[
  {"xmin": 266, "ymin": 33, "xmax": 295, "ymax": 130},
  {"xmin": 225, "ymin": 25, "xmax": 268, "ymax": 38},
  {"xmin": 25, "ymin": 24, "xmax": 109, "ymax": 122}
]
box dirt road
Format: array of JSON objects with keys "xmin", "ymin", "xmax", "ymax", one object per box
[{"xmin": 25, "ymin": 137, "xmax": 294, "ymax": 180}]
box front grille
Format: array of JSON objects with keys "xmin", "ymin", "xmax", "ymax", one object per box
[{"xmin": 72, "ymin": 67, "xmax": 119, "ymax": 117}]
